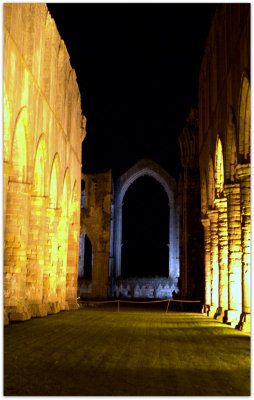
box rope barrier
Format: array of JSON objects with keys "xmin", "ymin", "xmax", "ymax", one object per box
[{"xmin": 78, "ymin": 298, "xmax": 202, "ymax": 313}]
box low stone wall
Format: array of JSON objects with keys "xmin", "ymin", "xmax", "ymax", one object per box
[
  {"xmin": 78, "ymin": 279, "xmax": 92, "ymax": 298},
  {"xmin": 114, "ymin": 278, "xmax": 178, "ymax": 299}
]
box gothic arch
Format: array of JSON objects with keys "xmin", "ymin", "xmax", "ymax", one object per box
[
  {"xmin": 215, "ymin": 136, "xmax": 224, "ymax": 198},
  {"xmin": 10, "ymin": 107, "xmax": 29, "ymax": 182},
  {"xmin": 33, "ymin": 133, "xmax": 47, "ymax": 196},
  {"xmin": 49, "ymin": 153, "xmax": 60, "ymax": 209},
  {"xmin": 238, "ymin": 73, "xmax": 250, "ymax": 164},
  {"xmin": 114, "ymin": 158, "xmax": 179, "ymax": 284}
]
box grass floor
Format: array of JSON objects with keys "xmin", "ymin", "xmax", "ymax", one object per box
[{"xmin": 4, "ymin": 307, "xmax": 250, "ymax": 396}]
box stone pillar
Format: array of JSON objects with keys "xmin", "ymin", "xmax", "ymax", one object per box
[
  {"xmin": 214, "ymin": 197, "xmax": 228, "ymax": 319},
  {"xmin": 207, "ymin": 209, "xmax": 219, "ymax": 316},
  {"xmin": 201, "ymin": 217, "xmax": 211, "ymax": 309},
  {"xmin": 44, "ymin": 207, "xmax": 60, "ymax": 314},
  {"xmin": 224, "ymin": 183, "xmax": 242, "ymax": 324},
  {"xmin": 92, "ymin": 251, "xmax": 109, "ymax": 298},
  {"xmin": 66, "ymin": 222, "xmax": 79, "ymax": 309},
  {"xmin": 4, "ymin": 181, "xmax": 31, "ymax": 322},
  {"xmin": 26, "ymin": 195, "xmax": 47, "ymax": 317},
  {"xmin": 236, "ymin": 164, "xmax": 251, "ymax": 321},
  {"xmin": 57, "ymin": 215, "xmax": 69, "ymax": 310},
  {"xmin": 3, "ymin": 162, "xmax": 12, "ymax": 230},
  {"xmin": 78, "ymin": 232, "xmax": 85, "ymax": 278}
]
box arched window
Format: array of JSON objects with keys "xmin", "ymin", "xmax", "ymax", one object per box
[
  {"xmin": 10, "ymin": 107, "xmax": 28, "ymax": 182},
  {"xmin": 215, "ymin": 137, "xmax": 224, "ymax": 198},
  {"xmin": 49, "ymin": 154, "xmax": 60, "ymax": 208}
]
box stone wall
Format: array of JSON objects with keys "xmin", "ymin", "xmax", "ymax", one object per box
[
  {"xmin": 4, "ymin": 4, "xmax": 86, "ymax": 324},
  {"xmin": 80, "ymin": 171, "xmax": 112, "ymax": 298},
  {"xmin": 179, "ymin": 108, "xmax": 204, "ymax": 301},
  {"xmin": 198, "ymin": 4, "xmax": 250, "ymax": 330}
]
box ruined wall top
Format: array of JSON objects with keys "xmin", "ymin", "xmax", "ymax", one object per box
[{"xmin": 4, "ymin": 3, "xmax": 86, "ymax": 152}]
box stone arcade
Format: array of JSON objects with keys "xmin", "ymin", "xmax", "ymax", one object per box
[
  {"xmin": 78, "ymin": 159, "xmax": 179, "ymax": 300},
  {"xmin": 4, "ymin": 4, "xmax": 86, "ymax": 324},
  {"xmin": 195, "ymin": 5, "xmax": 249, "ymax": 329},
  {"xmin": 4, "ymin": 4, "xmax": 251, "ymax": 329}
]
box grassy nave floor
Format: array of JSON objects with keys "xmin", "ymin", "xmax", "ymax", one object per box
[{"xmin": 4, "ymin": 308, "xmax": 250, "ymax": 395}]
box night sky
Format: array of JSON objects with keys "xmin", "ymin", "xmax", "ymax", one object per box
[
  {"xmin": 47, "ymin": 3, "xmax": 217, "ymax": 179},
  {"xmin": 47, "ymin": 3, "xmax": 217, "ymax": 278}
]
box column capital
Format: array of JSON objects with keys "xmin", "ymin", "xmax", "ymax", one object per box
[
  {"xmin": 223, "ymin": 183, "xmax": 240, "ymax": 196},
  {"xmin": 235, "ymin": 163, "xmax": 251, "ymax": 180}
]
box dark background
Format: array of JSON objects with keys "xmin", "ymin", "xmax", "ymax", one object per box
[{"xmin": 47, "ymin": 3, "xmax": 217, "ymax": 277}]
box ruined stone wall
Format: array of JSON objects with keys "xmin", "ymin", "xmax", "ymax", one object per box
[
  {"xmin": 80, "ymin": 171, "xmax": 112, "ymax": 298},
  {"xmin": 179, "ymin": 108, "xmax": 204, "ymax": 301},
  {"xmin": 4, "ymin": 4, "xmax": 86, "ymax": 324},
  {"xmin": 199, "ymin": 4, "xmax": 250, "ymax": 330}
]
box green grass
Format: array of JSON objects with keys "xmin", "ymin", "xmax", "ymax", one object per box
[{"xmin": 4, "ymin": 308, "xmax": 250, "ymax": 396}]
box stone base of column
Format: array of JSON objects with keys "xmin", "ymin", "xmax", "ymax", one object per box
[
  {"xmin": 65, "ymin": 300, "xmax": 79, "ymax": 310},
  {"xmin": 224, "ymin": 309, "xmax": 241, "ymax": 327},
  {"xmin": 208, "ymin": 305, "xmax": 218, "ymax": 318},
  {"xmin": 30, "ymin": 304, "xmax": 48, "ymax": 318},
  {"xmin": 214, "ymin": 307, "xmax": 224, "ymax": 322},
  {"xmin": 236, "ymin": 313, "xmax": 251, "ymax": 332},
  {"xmin": 8, "ymin": 305, "xmax": 31, "ymax": 322},
  {"xmin": 46, "ymin": 301, "xmax": 61, "ymax": 315}
]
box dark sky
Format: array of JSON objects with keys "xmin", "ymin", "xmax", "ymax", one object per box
[{"xmin": 47, "ymin": 3, "xmax": 217, "ymax": 180}]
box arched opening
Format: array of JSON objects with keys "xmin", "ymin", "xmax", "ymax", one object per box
[
  {"xmin": 10, "ymin": 107, "xmax": 28, "ymax": 182},
  {"xmin": 78, "ymin": 232, "xmax": 93, "ymax": 299},
  {"xmin": 78, "ymin": 233, "xmax": 93, "ymax": 278},
  {"xmin": 238, "ymin": 75, "xmax": 250, "ymax": 163},
  {"xmin": 121, "ymin": 175, "xmax": 169, "ymax": 278},
  {"xmin": 215, "ymin": 137, "xmax": 224, "ymax": 198}
]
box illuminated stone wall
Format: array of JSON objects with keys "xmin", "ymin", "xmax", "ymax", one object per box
[
  {"xmin": 179, "ymin": 108, "xmax": 204, "ymax": 301},
  {"xmin": 80, "ymin": 171, "xmax": 112, "ymax": 298},
  {"xmin": 199, "ymin": 4, "xmax": 250, "ymax": 330},
  {"xmin": 4, "ymin": 4, "xmax": 86, "ymax": 324}
]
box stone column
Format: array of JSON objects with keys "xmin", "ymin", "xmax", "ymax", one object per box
[
  {"xmin": 224, "ymin": 183, "xmax": 242, "ymax": 324},
  {"xmin": 214, "ymin": 197, "xmax": 229, "ymax": 318},
  {"xmin": 26, "ymin": 195, "xmax": 47, "ymax": 317},
  {"xmin": 92, "ymin": 251, "xmax": 109, "ymax": 298},
  {"xmin": 57, "ymin": 215, "xmax": 69, "ymax": 310},
  {"xmin": 66, "ymin": 222, "xmax": 79, "ymax": 309},
  {"xmin": 236, "ymin": 164, "xmax": 251, "ymax": 319},
  {"xmin": 44, "ymin": 207, "xmax": 60, "ymax": 314},
  {"xmin": 201, "ymin": 217, "xmax": 211, "ymax": 309},
  {"xmin": 4, "ymin": 181, "xmax": 31, "ymax": 322},
  {"xmin": 3, "ymin": 162, "xmax": 12, "ymax": 230},
  {"xmin": 207, "ymin": 209, "xmax": 219, "ymax": 316}
]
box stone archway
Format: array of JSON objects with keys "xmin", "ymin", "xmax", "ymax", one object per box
[{"xmin": 113, "ymin": 158, "xmax": 179, "ymax": 288}]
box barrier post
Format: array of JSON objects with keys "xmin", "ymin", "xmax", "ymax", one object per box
[
  {"xmin": 118, "ymin": 300, "xmax": 120, "ymax": 313},
  {"xmin": 166, "ymin": 299, "xmax": 170, "ymax": 313}
]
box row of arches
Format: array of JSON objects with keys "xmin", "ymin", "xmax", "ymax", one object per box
[
  {"xmin": 201, "ymin": 74, "xmax": 250, "ymax": 326},
  {"xmin": 4, "ymin": 105, "xmax": 81, "ymax": 321}
]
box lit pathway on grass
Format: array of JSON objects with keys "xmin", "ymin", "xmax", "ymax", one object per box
[{"xmin": 4, "ymin": 309, "xmax": 250, "ymax": 395}]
